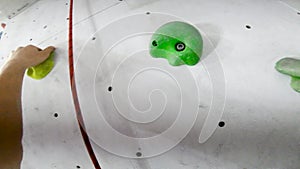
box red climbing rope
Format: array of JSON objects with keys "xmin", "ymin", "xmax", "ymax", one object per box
[{"xmin": 68, "ymin": 0, "xmax": 102, "ymax": 168}]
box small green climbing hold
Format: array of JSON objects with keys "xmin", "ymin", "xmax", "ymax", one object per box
[
  {"xmin": 275, "ymin": 57, "xmax": 300, "ymax": 93},
  {"xmin": 27, "ymin": 52, "xmax": 55, "ymax": 80},
  {"xmin": 275, "ymin": 58, "xmax": 300, "ymax": 77},
  {"xmin": 149, "ymin": 21, "xmax": 203, "ymax": 66}
]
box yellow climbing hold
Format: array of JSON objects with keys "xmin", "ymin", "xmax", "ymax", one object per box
[{"xmin": 27, "ymin": 52, "xmax": 55, "ymax": 80}]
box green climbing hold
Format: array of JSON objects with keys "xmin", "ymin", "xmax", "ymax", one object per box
[
  {"xmin": 27, "ymin": 52, "xmax": 55, "ymax": 80},
  {"xmin": 275, "ymin": 57, "xmax": 300, "ymax": 93},
  {"xmin": 290, "ymin": 77, "xmax": 300, "ymax": 93},
  {"xmin": 275, "ymin": 58, "xmax": 300, "ymax": 77},
  {"xmin": 149, "ymin": 21, "xmax": 203, "ymax": 66}
]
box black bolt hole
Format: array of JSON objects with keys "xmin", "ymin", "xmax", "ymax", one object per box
[
  {"xmin": 218, "ymin": 121, "xmax": 225, "ymax": 128},
  {"xmin": 29, "ymin": 38, "xmax": 32, "ymax": 41},
  {"xmin": 136, "ymin": 152, "xmax": 142, "ymax": 157},
  {"xmin": 146, "ymin": 12, "xmax": 151, "ymax": 15},
  {"xmin": 76, "ymin": 166, "xmax": 81, "ymax": 169},
  {"xmin": 108, "ymin": 86, "xmax": 113, "ymax": 92},
  {"xmin": 152, "ymin": 40, "xmax": 157, "ymax": 46},
  {"xmin": 245, "ymin": 25, "xmax": 251, "ymax": 29},
  {"xmin": 43, "ymin": 25, "xmax": 47, "ymax": 29},
  {"xmin": 54, "ymin": 113, "xmax": 59, "ymax": 118},
  {"xmin": 92, "ymin": 37, "xmax": 96, "ymax": 40}
]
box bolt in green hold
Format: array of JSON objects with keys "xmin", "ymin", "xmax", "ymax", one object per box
[
  {"xmin": 275, "ymin": 57, "xmax": 300, "ymax": 93},
  {"xmin": 149, "ymin": 21, "xmax": 203, "ymax": 66}
]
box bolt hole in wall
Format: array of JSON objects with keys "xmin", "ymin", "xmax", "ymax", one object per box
[
  {"xmin": 108, "ymin": 86, "xmax": 113, "ymax": 92},
  {"xmin": 218, "ymin": 121, "xmax": 225, "ymax": 128},
  {"xmin": 76, "ymin": 165, "xmax": 81, "ymax": 169},
  {"xmin": 146, "ymin": 11, "xmax": 151, "ymax": 15},
  {"xmin": 245, "ymin": 25, "xmax": 251, "ymax": 29},
  {"xmin": 136, "ymin": 152, "xmax": 142, "ymax": 157},
  {"xmin": 53, "ymin": 112, "xmax": 59, "ymax": 118},
  {"xmin": 92, "ymin": 37, "xmax": 96, "ymax": 40}
]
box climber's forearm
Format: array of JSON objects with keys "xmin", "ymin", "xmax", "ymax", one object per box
[{"xmin": 0, "ymin": 59, "xmax": 25, "ymax": 169}]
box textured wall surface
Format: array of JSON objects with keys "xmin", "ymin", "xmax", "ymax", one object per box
[
  {"xmin": 0, "ymin": 0, "xmax": 300, "ymax": 169},
  {"xmin": 0, "ymin": 0, "xmax": 38, "ymax": 20}
]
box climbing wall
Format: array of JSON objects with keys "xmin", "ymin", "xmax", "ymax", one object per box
[{"xmin": 0, "ymin": 0, "xmax": 300, "ymax": 169}]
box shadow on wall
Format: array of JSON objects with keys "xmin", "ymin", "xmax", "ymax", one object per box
[{"xmin": 195, "ymin": 23, "xmax": 222, "ymax": 60}]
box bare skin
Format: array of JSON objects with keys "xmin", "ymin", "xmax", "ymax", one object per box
[{"xmin": 0, "ymin": 45, "xmax": 55, "ymax": 169}]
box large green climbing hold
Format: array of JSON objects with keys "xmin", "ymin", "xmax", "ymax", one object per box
[
  {"xmin": 149, "ymin": 21, "xmax": 203, "ymax": 66},
  {"xmin": 275, "ymin": 57, "xmax": 300, "ymax": 93},
  {"xmin": 27, "ymin": 52, "xmax": 55, "ymax": 80},
  {"xmin": 275, "ymin": 58, "xmax": 300, "ymax": 77}
]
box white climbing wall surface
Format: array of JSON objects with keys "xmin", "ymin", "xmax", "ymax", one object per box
[{"xmin": 0, "ymin": 0, "xmax": 300, "ymax": 169}]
